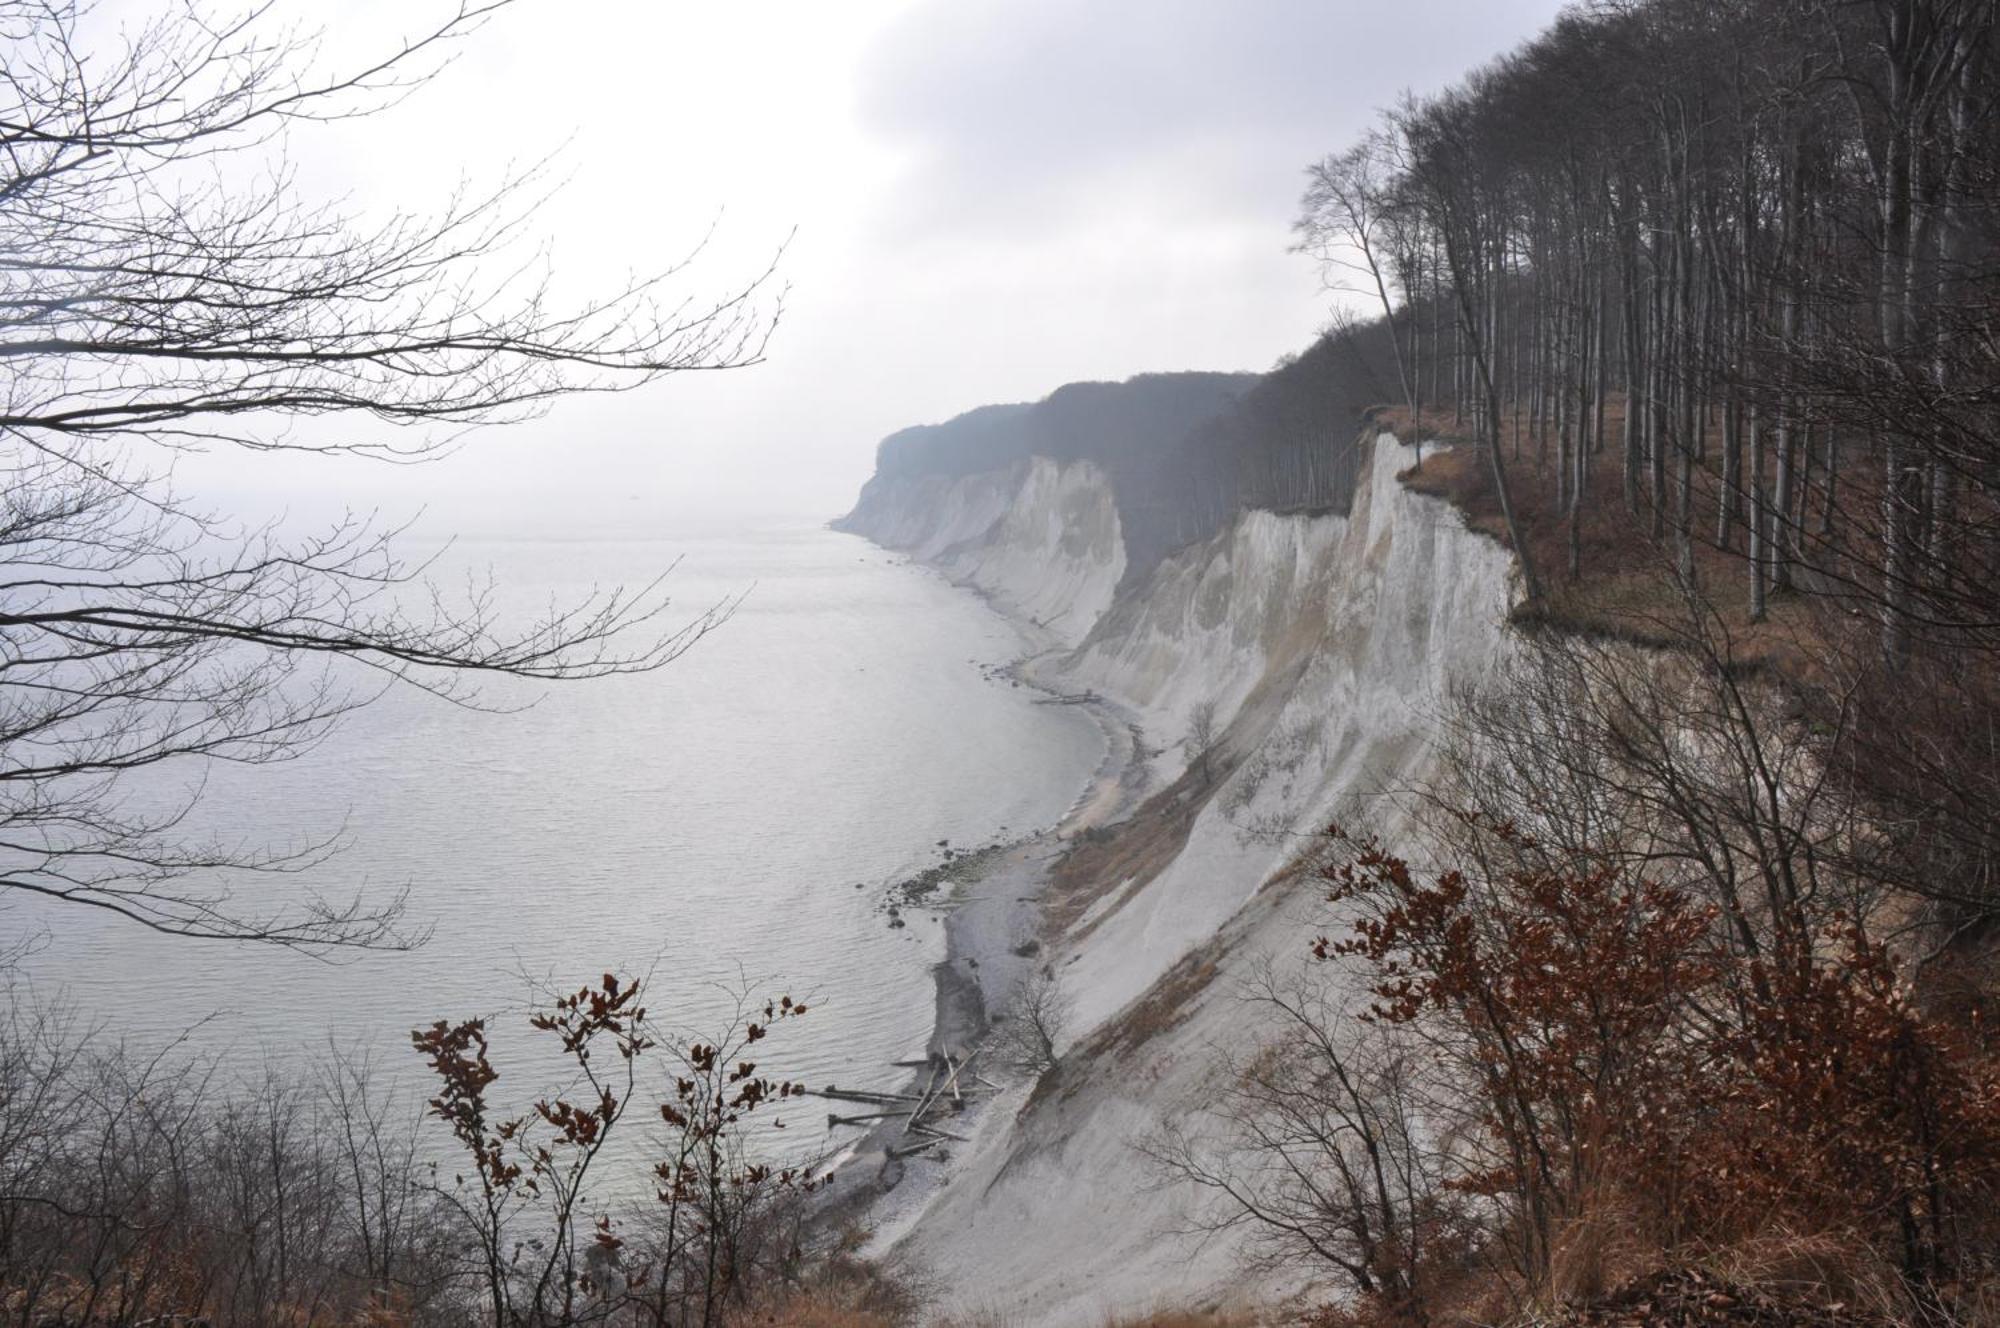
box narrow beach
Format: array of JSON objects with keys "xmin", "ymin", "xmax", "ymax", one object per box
[{"xmin": 809, "ymin": 617, "xmax": 1151, "ymax": 1236}]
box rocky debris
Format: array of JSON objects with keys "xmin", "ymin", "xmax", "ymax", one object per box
[{"xmin": 883, "ymin": 840, "xmax": 1012, "ymax": 910}]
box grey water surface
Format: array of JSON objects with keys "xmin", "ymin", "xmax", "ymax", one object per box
[{"xmin": 8, "ymin": 520, "xmax": 1103, "ymax": 1139}]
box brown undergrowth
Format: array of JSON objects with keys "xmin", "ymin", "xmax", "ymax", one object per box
[
  {"xmin": 1377, "ymin": 400, "xmax": 1842, "ymax": 679},
  {"xmin": 1302, "ymin": 405, "xmax": 2000, "ymax": 1328},
  {"xmin": 733, "ymin": 1253, "xmax": 918, "ymax": 1327}
]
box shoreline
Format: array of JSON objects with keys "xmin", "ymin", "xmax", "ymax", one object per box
[{"xmin": 809, "ymin": 565, "xmax": 1151, "ymax": 1236}]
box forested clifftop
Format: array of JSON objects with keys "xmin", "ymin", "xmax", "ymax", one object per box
[
  {"xmin": 1292, "ymin": 0, "xmax": 2000, "ymax": 651},
  {"xmin": 1290, "ymin": 0, "xmax": 2000, "ymax": 969},
  {"xmin": 833, "ymin": 457, "xmax": 1127, "ymax": 647},
  {"xmin": 842, "ymin": 332, "xmax": 1399, "ymax": 586}
]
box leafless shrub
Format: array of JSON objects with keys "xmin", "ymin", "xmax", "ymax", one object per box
[
  {"xmin": 0, "ymin": 972, "xmax": 841, "ymax": 1326},
  {"xmin": 1146, "ymin": 966, "xmax": 1467, "ymax": 1324},
  {"xmin": 0, "ymin": 994, "xmax": 468, "ymax": 1326},
  {"xmin": 1188, "ymin": 701, "xmax": 1222, "ymax": 786},
  {"xmin": 990, "ymin": 966, "xmax": 1073, "ymax": 1077}
]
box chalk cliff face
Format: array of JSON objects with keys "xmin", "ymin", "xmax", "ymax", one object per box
[
  {"xmin": 835, "ymin": 430, "xmax": 1516, "ymax": 1323},
  {"xmin": 833, "ymin": 456, "xmax": 1126, "ymax": 648},
  {"xmin": 1046, "ymin": 436, "xmax": 1514, "ymax": 1030}
]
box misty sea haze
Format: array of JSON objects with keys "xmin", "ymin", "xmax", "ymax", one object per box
[{"xmin": 9, "ymin": 521, "xmax": 1106, "ymax": 1124}]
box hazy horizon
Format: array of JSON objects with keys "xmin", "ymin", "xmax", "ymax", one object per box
[{"xmin": 169, "ymin": 0, "xmax": 1572, "ymax": 539}]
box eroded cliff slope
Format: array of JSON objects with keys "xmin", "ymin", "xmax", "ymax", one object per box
[
  {"xmin": 834, "ymin": 456, "xmax": 1125, "ymax": 648},
  {"xmin": 834, "ymin": 429, "xmax": 1515, "ymax": 1322}
]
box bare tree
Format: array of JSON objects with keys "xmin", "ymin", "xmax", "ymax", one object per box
[
  {"xmin": 1147, "ymin": 967, "xmax": 1461, "ymax": 1322},
  {"xmin": 0, "ymin": 974, "xmax": 834, "ymax": 1325},
  {"xmin": 1392, "ymin": 90, "xmax": 1545, "ymax": 604},
  {"xmin": 0, "ymin": 1, "xmax": 780, "ymax": 949},
  {"xmin": 319, "ymin": 1044, "xmax": 443, "ymax": 1314},
  {"xmin": 415, "ymin": 974, "xmax": 827, "ymax": 1327},
  {"xmin": 992, "ymin": 964, "xmax": 1071, "ymax": 1076},
  {"xmin": 1297, "ymin": 131, "xmax": 1422, "ymax": 446},
  {"xmin": 1186, "ymin": 698, "xmax": 1221, "ymax": 786},
  {"xmin": 0, "ymin": 997, "xmax": 468, "ymax": 1326}
]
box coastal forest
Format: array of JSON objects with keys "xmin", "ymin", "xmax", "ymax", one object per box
[
  {"xmin": 1178, "ymin": 0, "xmax": 2000, "ymax": 1322},
  {"xmin": 2, "ymin": 0, "xmax": 1999, "ymax": 1325}
]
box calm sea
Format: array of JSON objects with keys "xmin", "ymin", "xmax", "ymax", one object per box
[{"xmin": 7, "ymin": 520, "xmax": 1104, "ymax": 1139}]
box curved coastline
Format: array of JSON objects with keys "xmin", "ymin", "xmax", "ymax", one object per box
[{"xmin": 810, "ymin": 558, "xmax": 1150, "ymax": 1230}]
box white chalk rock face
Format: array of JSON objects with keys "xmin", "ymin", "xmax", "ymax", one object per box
[
  {"xmin": 837, "ymin": 457, "xmax": 1125, "ymax": 647},
  {"xmin": 877, "ymin": 435, "xmax": 1518, "ymax": 1324},
  {"xmin": 1055, "ymin": 506, "xmax": 1347, "ymax": 785},
  {"xmin": 836, "ymin": 433, "xmax": 1517, "ymax": 1324},
  {"xmin": 1057, "ymin": 434, "xmax": 1516, "ymax": 1033}
]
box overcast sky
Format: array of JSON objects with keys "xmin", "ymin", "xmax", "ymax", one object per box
[{"xmin": 190, "ymin": 0, "xmax": 1573, "ymax": 535}]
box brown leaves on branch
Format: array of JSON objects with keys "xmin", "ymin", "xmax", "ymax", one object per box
[
  {"xmin": 413, "ymin": 973, "xmax": 828, "ymax": 1325},
  {"xmin": 1311, "ymin": 823, "xmax": 2000, "ymax": 1301}
]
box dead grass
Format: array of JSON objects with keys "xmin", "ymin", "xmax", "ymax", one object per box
[
  {"xmin": 731, "ymin": 1254, "xmax": 919, "ymax": 1327},
  {"xmin": 1691, "ymin": 1229, "xmax": 1915, "ymax": 1324},
  {"xmin": 1543, "ymin": 1183, "xmax": 1667, "ymax": 1309},
  {"xmin": 735, "ymin": 1304, "xmax": 898, "ymax": 1328}
]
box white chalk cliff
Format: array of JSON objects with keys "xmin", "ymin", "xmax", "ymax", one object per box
[
  {"xmin": 836, "ymin": 456, "xmax": 1126, "ymax": 649},
  {"xmin": 837, "ymin": 433, "xmax": 1516, "ymax": 1322}
]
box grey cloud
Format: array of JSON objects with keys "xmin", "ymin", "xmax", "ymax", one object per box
[{"xmin": 858, "ymin": 0, "xmax": 1573, "ymax": 241}]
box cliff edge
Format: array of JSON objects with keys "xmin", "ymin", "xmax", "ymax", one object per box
[{"xmin": 832, "ymin": 414, "xmax": 1516, "ymax": 1323}]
